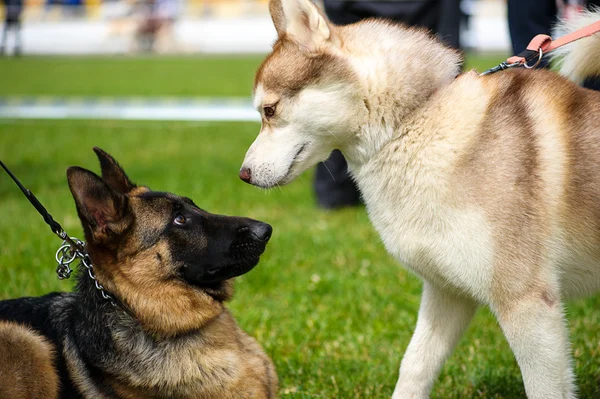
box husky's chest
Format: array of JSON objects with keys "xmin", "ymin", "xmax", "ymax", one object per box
[{"xmin": 355, "ymin": 153, "xmax": 495, "ymax": 301}]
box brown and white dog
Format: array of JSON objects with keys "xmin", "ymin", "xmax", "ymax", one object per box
[{"xmin": 240, "ymin": 2, "xmax": 600, "ymax": 398}]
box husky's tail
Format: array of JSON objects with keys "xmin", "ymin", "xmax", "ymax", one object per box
[{"xmin": 551, "ymin": 8, "xmax": 600, "ymax": 85}]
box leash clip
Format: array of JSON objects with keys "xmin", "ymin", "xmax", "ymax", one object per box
[
  {"xmin": 479, "ymin": 47, "xmax": 543, "ymax": 77},
  {"xmin": 54, "ymin": 238, "xmax": 116, "ymax": 306},
  {"xmin": 55, "ymin": 237, "xmax": 85, "ymax": 280},
  {"xmin": 479, "ymin": 61, "xmax": 521, "ymax": 76}
]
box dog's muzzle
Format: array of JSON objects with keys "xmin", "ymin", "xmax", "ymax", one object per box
[{"xmin": 182, "ymin": 222, "xmax": 272, "ymax": 285}]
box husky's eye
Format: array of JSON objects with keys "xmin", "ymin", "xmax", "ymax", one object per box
[
  {"xmin": 263, "ymin": 105, "xmax": 276, "ymax": 118},
  {"xmin": 174, "ymin": 215, "xmax": 187, "ymax": 226}
]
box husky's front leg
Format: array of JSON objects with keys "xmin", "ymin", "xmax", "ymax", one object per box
[
  {"xmin": 494, "ymin": 293, "xmax": 576, "ymax": 399},
  {"xmin": 392, "ymin": 282, "xmax": 477, "ymax": 399}
]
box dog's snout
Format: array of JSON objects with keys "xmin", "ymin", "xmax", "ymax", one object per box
[
  {"xmin": 239, "ymin": 167, "xmax": 252, "ymax": 183},
  {"xmin": 249, "ymin": 222, "xmax": 272, "ymax": 242}
]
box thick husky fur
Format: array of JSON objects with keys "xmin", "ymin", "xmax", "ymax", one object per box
[
  {"xmin": 551, "ymin": 9, "xmax": 600, "ymax": 84},
  {"xmin": 241, "ymin": 2, "xmax": 600, "ymax": 398},
  {"xmin": 0, "ymin": 148, "xmax": 277, "ymax": 398}
]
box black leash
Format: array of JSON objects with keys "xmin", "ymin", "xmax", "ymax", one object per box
[
  {"xmin": 479, "ymin": 60, "xmax": 522, "ymax": 76},
  {"xmin": 0, "ymin": 159, "xmax": 84, "ymax": 250},
  {"xmin": 1, "ymin": 159, "xmax": 118, "ymax": 306}
]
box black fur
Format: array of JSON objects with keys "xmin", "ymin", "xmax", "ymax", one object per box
[
  {"xmin": 0, "ymin": 149, "xmax": 273, "ymax": 398},
  {"xmin": 0, "ymin": 205, "xmax": 271, "ymax": 397},
  {"xmin": 0, "ymin": 272, "xmax": 118, "ymax": 398}
]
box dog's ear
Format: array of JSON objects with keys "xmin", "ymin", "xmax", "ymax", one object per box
[
  {"xmin": 93, "ymin": 147, "xmax": 137, "ymax": 194},
  {"xmin": 269, "ymin": 0, "xmax": 286, "ymax": 37},
  {"xmin": 67, "ymin": 166, "xmax": 131, "ymax": 244},
  {"xmin": 271, "ymin": 0, "xmax": 334, "ymax": 53}
]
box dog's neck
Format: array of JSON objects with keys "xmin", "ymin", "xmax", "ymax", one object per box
[{"xmin": 337, "ymin": 23, "xmax": 462, "ymax": 170}]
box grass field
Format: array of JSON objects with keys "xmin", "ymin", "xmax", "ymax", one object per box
[{"xmin": 1, "ymin": 54, "xmax": 599, "ymax": 398}]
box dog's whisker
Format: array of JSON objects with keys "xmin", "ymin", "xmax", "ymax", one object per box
[
  {"xmin": 322, "ymin": 162, "xmax": 336, "ymax": 183},
  {"xmin": 325, "ymin": 127, "xmax": 340, "ymax": 141}
]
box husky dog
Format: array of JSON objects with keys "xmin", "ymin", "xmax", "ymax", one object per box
[
  {"xmin": 240, "ymin": 1, "xmax": 600, "ymax": 397},
  {"xmin": 0, "ymin": 148, "xmax": 278, "ymax": 399}
]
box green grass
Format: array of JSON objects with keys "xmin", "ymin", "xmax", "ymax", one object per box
[
  {"xmin": 0, "ymin": 53, "xmax": 502, "ymax": 97},
  {"xmin": 1, "ymin": 55, "xmax": 599, "ymax": 398},
  {"xmin": 0, "ymin": 55, "xmax": 265, "ymax": 97}
]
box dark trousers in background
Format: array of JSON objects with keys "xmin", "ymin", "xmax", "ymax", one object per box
[
  {"xmin": 322, "ymin": 0, "xmax": 461, "ymax": 48},
  {"xmin": 0, "ymin": 20, "xmax": 22, "ymax": 56},
  {"xmin": 1, "ymin": 2, "xmax": 23, "ymax": 56},
  {"xmin": 315, "ymin": 0, "xmax": 462, "ymax": 209},
  {"xmin": 507, "ymin": 0, "xmax": 600, "ymax": 89}
]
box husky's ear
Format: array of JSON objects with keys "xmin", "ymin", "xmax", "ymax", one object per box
[
  {"xmin": 269, "ymin": 0, "xmax": 286, "ymax": 37},
  {"xmin": 67, "ymin": 166, "xmax": 131, "ymax": 243},
  {"xmin": 93, "ymin": 147, "xmax": 137, "ymax": 194},
  {"xmin": 271, "ymin": 0, "xmax": 334, "ymax": 53}
]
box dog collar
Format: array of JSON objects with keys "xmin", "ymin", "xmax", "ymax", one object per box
[{"xmin": 55, "ymin": 238, "xmax": 118, "ymax": 307}]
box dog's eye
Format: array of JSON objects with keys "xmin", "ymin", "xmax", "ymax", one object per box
[
  {"xmin": 174, "ymin": 215, "xmax": 187, "ymax": 226},
  {"xmin": 263, "ymin": 105, "xmax": 276, "ymax": 118}
]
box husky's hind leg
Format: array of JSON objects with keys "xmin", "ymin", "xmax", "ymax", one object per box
[
  {"xmin": 393, "ymin": 283, "xmax": 477, "ymax": 399},
  {"xmin": 493, "ymin": 292, "xmax": 576, "ymax": 399},
  {"xmin": 0, "ymin": 321, "xmax": 59, "ymax": 399}
]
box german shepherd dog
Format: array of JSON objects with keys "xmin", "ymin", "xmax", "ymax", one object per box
[
  {"xmin": 0, "ymin": 148, "xmax": 278, "ymax": 399},
  {"xmin": 240, "ymin": 1, "xmax": 600, "ymax": 397}
]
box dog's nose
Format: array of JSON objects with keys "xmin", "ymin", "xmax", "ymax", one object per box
[
  {"xmin": 239, "ymin": 167, "xmax": 252, "ymax": 183},
  {"xmin": 250, "ymin": 222, "xmax": 272, "ymax": 242}
]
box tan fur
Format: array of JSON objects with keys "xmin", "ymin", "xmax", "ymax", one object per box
[
  {"xmin": 269, "ymin": 0, "xmax": 286, "ymax": 37},
  {"xmin": 255, "ymin": 37, "xmax": 354, "ymax": 96},
  {"xmin": 448, "ymin": 70, "xmax": 600, "ymax": 307},
  {"xmin": 2, "ymin": 148, "xmax": 277, "ymax": 399},
  {"xmin": 63, "ymin": 152, "xmax": 278, "ymax": 398},
  {"xmin": 107, "ymin": 312, "xmax": 276, "ymax": 399},
  {"xmin": 242, "ymin": 2, "xmax": 600, "ymax": 397},
  {"xmin": 128, "ymin": 186, "xmax": 151, "ymax": 196},
  {"xmin": 63, "ymin": 310, "xmax": 276, "ymax": 399},
  {"xmin": 87, "ymin": 235, "xmax": 277, "ymax": 398},
  {"xmin": 0, "ymin": 322, "xmax": 59, "ymax": 399},
  {"xmin": 83, "ymin": 193, "xmax": 233, "ymax": 338},
  {"xmin": 98, "ymin": 240, "xmax": 230, "ymax": 338}
]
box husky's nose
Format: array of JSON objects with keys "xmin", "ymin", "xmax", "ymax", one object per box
[
  {"xmin": 239, "ymin": 167, "xmax": 251, "ymax": 183},
  {"xmin": 249, "ymin": 222, "xmax": 272, "ymax": 242}
]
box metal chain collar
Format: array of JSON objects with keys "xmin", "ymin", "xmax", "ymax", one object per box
[{"xmin": 55, "ymin": 235, "xmax": 117, "ymax": 307}]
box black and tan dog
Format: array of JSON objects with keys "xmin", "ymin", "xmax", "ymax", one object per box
[{"xmin": 0, "ymin": 148, "xmax": 277, "ymax": 399}]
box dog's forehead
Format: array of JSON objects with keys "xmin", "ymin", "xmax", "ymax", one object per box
[
  {"xmin": 124, "ymin": 191, "xmax": 204, "ymax": 250},
  {"xmin": 253, "ymin": 84, "xmax": 266, "ymax": 110},
  {"xmin": 136, "ymin": 191, "xmax": 198, "ymax": 211},
  {"xmin": 254, "ymin": 40, "xmax": 349, "ymax": 98}
]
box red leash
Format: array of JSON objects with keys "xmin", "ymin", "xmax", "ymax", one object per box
[{"xmin": 480, "ymin": 19, "xmax": 600, "ymax": 75}]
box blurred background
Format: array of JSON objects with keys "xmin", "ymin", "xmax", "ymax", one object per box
[
  {"xmin": 0, "ymin": 0, "xmax": 513, "ymax": 122},
  {"xmin": 2, "ymin": 1, "xmax": 599, "ymax": 398},
  {"xmin": 0, "ymin": 0, "xmax": 508, "ymax": 55}
]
